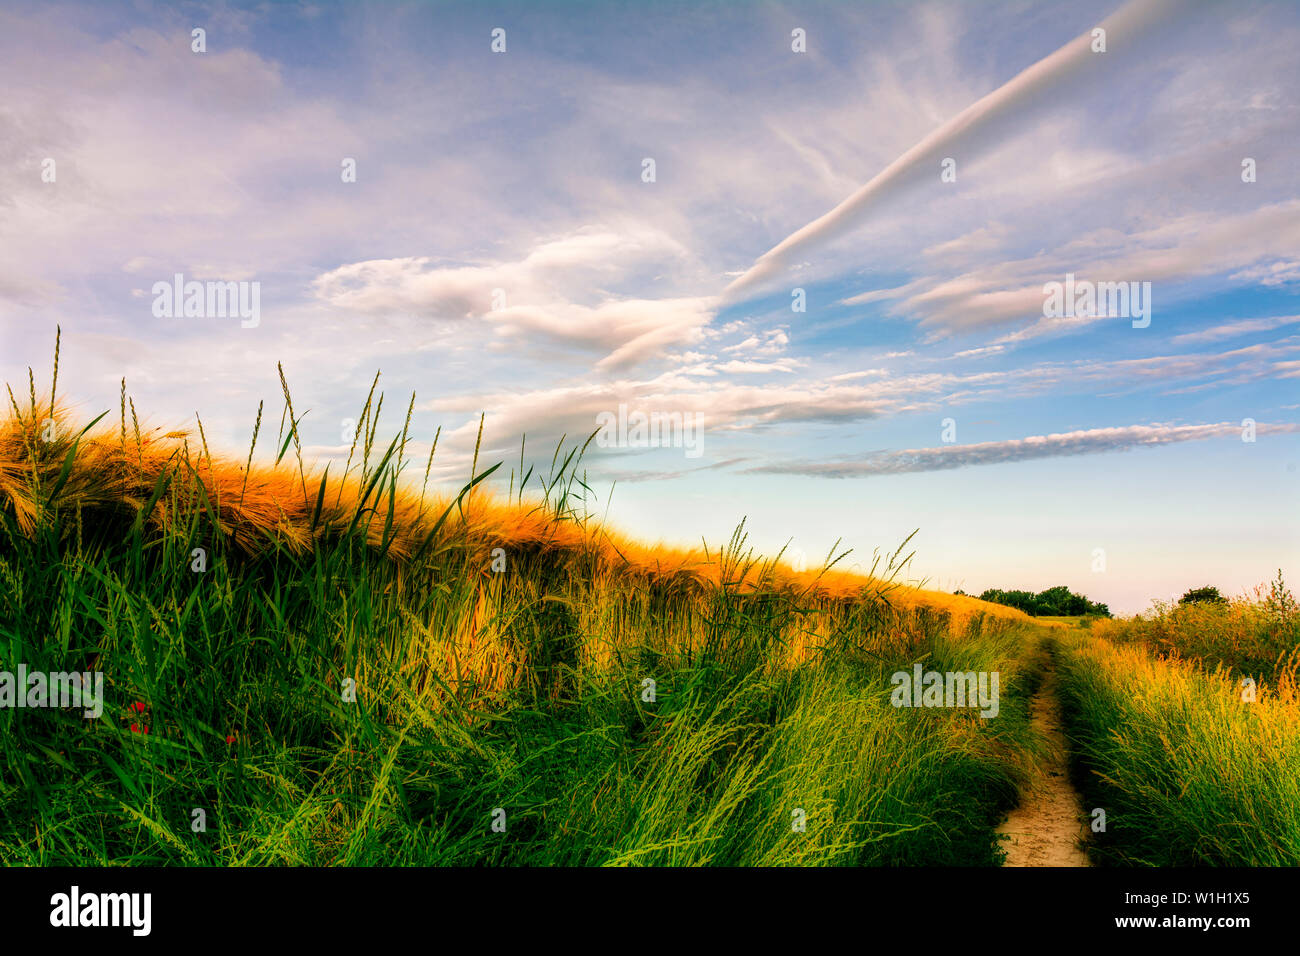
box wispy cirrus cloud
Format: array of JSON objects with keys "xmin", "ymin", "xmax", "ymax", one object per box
[
  {"xmin": 748, "ymin": 421, "xmax": 1300, "ymax": 478},
  {"xmin": 1171, "ymin": 313, "xmax": 1300, "ymax": 346},
  {"xmin": 722, "ymin": 0, "xmax": 1183, "ymax": 300},
  {"xmin": 834, "ymin": 201, "xmax": 1300, "ymax": 342},
  {"xmin": 405, "ymin": 337, "xmax": 1300, "ymax": 478}
]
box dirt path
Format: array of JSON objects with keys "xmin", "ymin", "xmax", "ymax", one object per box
[{"xmin": 997, "ymin": 652, "xmax": 1091, "ymax": 866}]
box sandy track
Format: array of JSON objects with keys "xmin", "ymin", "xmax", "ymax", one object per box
[{"xmin": 997, "ymin": 654, "xmax": 1091, "ymax": 867}]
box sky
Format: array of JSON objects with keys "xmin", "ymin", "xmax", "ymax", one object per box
[{"xmin": 1, "ymin": 0, "xmax": 1297, "ymax": 613}]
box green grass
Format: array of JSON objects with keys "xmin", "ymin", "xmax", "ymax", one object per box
[
  {"xmin": 9, "ymin": 343, "xmax": 1298, "ymax": 867},
  {"xmin": 1036, "ymin": 616, "xmax": 1101, "ymax": 630},
  {"xmin": 1053, "ymin": 579, "xmax": 1300, "ymax": 865},
  {"xmin": 0, "ymin": 361, "xmax": 1045, "ymax": 866},
  {"xmin": 1054, "ymin": 630, "xmax": 1300, "ymax": 866},
  {"xmin": 1090, "ymin": 584, "xmax": 1300, "ymax": 684},
  {"xmin": 0, "ymin": 491, "xmax": 1044, "ymax": 865}
]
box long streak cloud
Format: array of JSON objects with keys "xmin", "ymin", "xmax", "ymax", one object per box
[
  {"xmin": 723, "ymin": 0, "xmax": 1183, "ymax": 300},
  {"xmin": 749, "ymin": 422, "xmax": 1300, "ymax": 478}
]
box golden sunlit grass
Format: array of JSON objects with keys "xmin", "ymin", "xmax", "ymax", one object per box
[
  {"xmin": 0, "ymin": 392, "xmax": 1025, "ymax": 632},
  {"xmin": 2, "ymin": 386, "xmax": 1025, "ymax": 708},
  {"xmin": 0, "ymin": 336, "xmax": 1044, "ymax": 866},
  {"xmin": 1056, "ymin": 576, "xmax": 1299, "ymax": 864},
  {"xmin": 1056, "ymin": 628, "xmax": 1300, "ymax": 864},
  {"xmin": 6, "ymin": 334, "xmax": 1295, "ymax": 866},
  {"xmin": 1088, "ymin": 583, "xmax": 1300, "ymax": 682}
]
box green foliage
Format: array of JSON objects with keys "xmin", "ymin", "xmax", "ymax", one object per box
[
  {"xmin": 1178, "ymin": 585, "xmax": 1227, "ymax": 606},
  {"xmin": 977, "ymin": 586, "xmax": 1109, "ymax": 618},
  {"xmin": 1264, "ymin": 569, "xmax": 1299, "ymax": 623},
  {"xmin": 1094, "ymin": 575, "xmax": 1300, "ymax": 684}
]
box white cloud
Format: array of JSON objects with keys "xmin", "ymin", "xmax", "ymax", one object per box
[
  {"xmin": 311, "ymin": 229, "xmax": 718, "ymax": 368},
  {"xmin": 721, "ymin": 328, "xmax": 789, "ymax": 356},
  {"xmin": 722, "ymin": 0, "xmax": 1183, "ymax": 299},
  {"xmin": 1171, "ymin": 314, "xmax": 1300, "ymax": 345},
  {"xmin": 713, "ymin": 359, "xmax": 803, "ymax": 374},
  {"xmin": 750, "ymin": 421, "xmax": 1300, "ymax": 478}
]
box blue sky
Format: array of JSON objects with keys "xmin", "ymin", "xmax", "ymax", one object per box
[{"xmin": 1, "ymin": 0, "xmax": 1297, "ymax": 612}]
